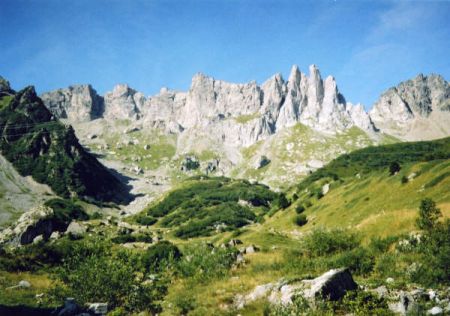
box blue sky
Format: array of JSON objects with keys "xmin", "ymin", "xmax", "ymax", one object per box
[{"xmin": 0, "ymin": 0, "xmax": 449, "ymax": 109}]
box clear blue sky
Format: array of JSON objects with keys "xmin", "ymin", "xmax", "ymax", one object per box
[{"xmin": 1, "ymin": 0, "xmax": 449, "ymax": 109}]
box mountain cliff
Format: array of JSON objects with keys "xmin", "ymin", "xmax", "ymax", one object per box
[
  {"xmin": 370, "ymin": 74, "xmax": 450, "ymax": 140},
  {"xmin": 38, "ymin": 66, "xmax": 449, "ymax": 189},
  {"xmin": 41, "ymin": 65, "xmax": 377, "ymax": 145}
]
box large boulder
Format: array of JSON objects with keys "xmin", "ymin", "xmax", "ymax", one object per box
[
  {"xmin": 65, "ymin": 221, "xmax": 87, "ymax": 239},
  {"xmin": 388, "ymin": 291, "xmax": 419, "ymax": 316},
  {"xmin": 302, "ymin": 268, "xmax": 358, "ymax": 301},
  {"xmin": 236, "ymin": 268, "xmax": 358, "ymax": 309},
  {"xmin": 0, "ymin": 206, "xmax": 55, "ymax": 245}
]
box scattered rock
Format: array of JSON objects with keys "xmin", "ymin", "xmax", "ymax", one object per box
[
  {"xmin": 254, "ymin": 155, "xmax": 271, "ymax": 169},
  {"xmin": 144, "ymin": 144, "xmax": 150, "ymax": 150},
  {"xmin": 244, "ymin": 245, "xmax": 260, "ymax": 254},
  {"xmin": 322, "ymin": 183, "xmax": 330, "ymax": 195},
  {"xmin": 427, "ymin": 306, "xmax": 443, "ymax": 315},
  {"xmin": 236, "ymin": 254, "xmax": 245, "ymax": 265},
  {"xmin": 373, "ymin": 285, "xmax": 388, "ymax": 298},
  {"xmin": 33, "ymin": 235, "xmax": 44, "ymax": 244},
  {"xmin": 87, "ymin": 134, "xmax": 97, "ymax": 140},
  {"xmin": 65, "ymin": 221, "xmax": 87, "ymax": 239},
  {"xmin": 57, "ymin": 297, "xmax": 81, "ymax": 316},
  {"xmin": 386, "ymin": 277, "xmax": 395, "ymax": 284},
  {"xmin": 88, "ymin": 302, "xmax": 108, "ymax": 315},
  {"xmin": 123, "ymin": 127, "xmax": 140, "ymax": 134},
  {"xmin": 228, "ymin": 239, "xmax": 243, "ymax": 247},
  {"xmin": 388, "ymin": 291, "xmax": 418, "ymax": 316},
  {"xmin": 50, "ymin": 231, "xmax": 61, "ymax": 240},
  {"xmin": 429, "ymin": 290, "xmax": 437, "ymax": 301},
  {"xmin": 181, "ymin": 155, "xmax": 200, "ymax": 171},
  {"xmin": 18, "ymin": 280, "xmax": 31, "ymax": 288},
  {"xmin": 204, "ymin": 159, "xmax": 220, "ymax": 174}
]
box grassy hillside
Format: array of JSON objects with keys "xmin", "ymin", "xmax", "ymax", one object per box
[
  {"xmin": 137, "ymin": 176, "xmax": 287, "ymax": 239},
  {"xmin": 1, "ymin": 137, "xmax": 449, "ymax": 315},
  {"xmin": 231, "ymin": 124, "xmax": 398, "ymax": 189}
]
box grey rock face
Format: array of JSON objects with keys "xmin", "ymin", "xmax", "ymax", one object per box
[
  {"xmin": 370, "ymin": 74, "xmax": 450, "ymax": 140},
  {"xmin": 236, "ymin": 268, "xmax": 358, "ymax": 309},
  {"xmin": 40, "ymin": 67, "xmax": 449, "ymax": 148},
  {"xmin": 40, "ymin": 85, "xmax": 104, "ymax": 122},
  {"xmin": 104, "ymin": 84, "xmax": 145, "ymax": 120}
]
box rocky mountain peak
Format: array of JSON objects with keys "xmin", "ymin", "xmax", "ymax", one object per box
[
  {"xmin": 103, "ymin": 84, "xmax": 145, "ymax": 120},
  {"xmin": 370, "ymin": 73, "xmax": 450, "ymax": 140},
  {"xmin": 0, "ymin": 76, "xmax": 12, "ymax": 95}
]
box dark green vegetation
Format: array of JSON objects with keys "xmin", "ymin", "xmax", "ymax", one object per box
[
  {"xmin": 294, "ymin": 214, "xmax": 308, "ymax": 226},
  {"xmin": 0, "ymin": 81, "xmax": 131, "ymax": 204},
  {"xmin": 266, "ymin": 290, "xmax": 392, "ymax": 316},
  {"xmin": 0, "ymin": 235, "xmax": 238, "ymax": 314},
  {"xmin": 143, "ymin": 176, "xmax": 286, "ymax": 238},
  {"xmin": 44, "ymin": 198, "xmax": 89, "ymax": 224}
]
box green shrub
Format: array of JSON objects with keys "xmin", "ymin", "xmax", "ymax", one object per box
[
  {"xmin": 275, "ymin": 193, "xmax": 290, "ymax": 209},
  {"xmin": 44, "ymin": 198, "xmax": 89, "ymax": 230},
  {"xmin": 332, "ymin": 248, "xmax": 374, "ymax": 276},
  {"xmin": 176, "ymin": 243, "xmax": 237, "ymax": 282},
  {"xmin": 302, "ymin": 228, "xmax": 360, "ymax": 257},
  {"xmin": 294, "ymin": 214, "xmax": 308, "ymax": 226},
  {"xmin": 413, "ymin": 219, "xmax": 450, "ymax": 286},
  {"xmin": 174, "ymin": 203, "xmax": 256, "ymax": 239},
  {"xmin": 90, "ymin": 211, "xmax": 103, "ymax": 220},
  {"xmin": 111, "ymin": 235, "xmax": 136, "ymax": 244},
  {"xmin": 295, "ymin": 205, "xmax": 305, "ymax": 214},
  {"xmin": 389, "ymin": 161, "xmax": 401, "ymax": 175},
  {"xmin": 368, "ymin": 236, "xmax": 398, "ymax": 254},
  {"xmin": 173, "ymin": 293, "xmax": 197, "ymax": 315},
  {"xmin": 144, "ymin": 177, "xmax": 278, "ymax": 238},
  {"xmin": 340, "ymin": 290, "xmax": 392, "ymax": 315},
  {"xmin": 401, "ymin": 176, "xmax": 408, "ymax": 184},
  {"xmin": 136, "ymin": 215, "xmax": 157, "ymax": 226},
  {"xmin": 416, "ymin": 198, "xmax": 442, "ymax": 231},
  {"xmin": 142, "ymin": 241, "xmax": 181, "ymax": 273},
  {"xmin": 51, "ymin": 248, "xmax": 166, "ymax": 312}
]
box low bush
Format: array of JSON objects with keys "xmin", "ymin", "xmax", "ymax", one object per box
[
  {"xmin": 294, "ymin": 214, "xmax": 308, "ymax": 226},
  {"xmin": 142, "ymin": 241, "xmax": 182, "ymax": 273},
  {"xmin": 51, "ymin": 248, "xmax": 166, "ymax": 313},
  {"xmin": 44, "ymin": 198, "xmax": 89, "ymax": 230},
  {"xmin": 136, "ymin": 215, "xmax": 157, "ymax": 226},
  {"xmin": 295, "ymin": 204, "xmax": 305, "ymax": 214},
  {"xmin": 301, "ymin": 228, "xmax": 360, "ymax": 257},
  {"xmin": 176, "ymin": 243, "xmax": 237, "ymax": 282}
]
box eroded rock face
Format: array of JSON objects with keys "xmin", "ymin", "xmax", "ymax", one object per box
[
  {"xmin": 40, "ymin": 85, "xmax": 104, "ymax": 122},
  {"xmin": 40, "ymin": 67, "xmax": 449, "ymax": 150},
  {"xmin": 370, "ymin": 74, "xmax": 450, "ymax": 140},
  {"xmin": 104, "ymin": 84, "xmax": 145, "ymax": 120},
  {"xmin": 40, "ymin": 65, "xmax": 379, "ymax": 148}
]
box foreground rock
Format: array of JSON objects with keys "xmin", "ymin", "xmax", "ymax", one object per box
[
  {"xmin": 0, "ymin": 206, "xmax": 55, "ymax": 245},
  {"xmin": 235, "ymin": 268, "xmax": 357, "ymax": 309}
]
